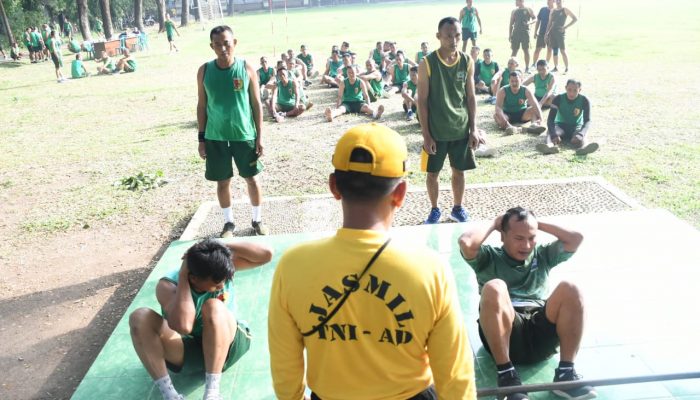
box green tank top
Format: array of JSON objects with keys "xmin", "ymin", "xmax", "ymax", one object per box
[
  {"xmin": 416, "ymin": 51, "xmax": 428, "ymax": 63},
  {"xmin": 276, "ymin": 80, "xmax": 296, "ymax": 107},
  {"xmin": 503, "ymin": 86, "xmax": 528, "ymax": 113},
  {"xmin": 369, "ymin": 77, "xmax": 383, "ymax": 97},
  {"xmin": 478, "ymin": 61, "xmax": 498, "ymax": 85},
  {"xmin": 555, "ymin": 94, "xmax": 585, "ymax": 127},
  {"xmin": 42, "ymin": 29, "xmax": 50, "ymax": 42},
  {"xmin": 393, "ymin": 63, "xmax": 409, "ymax": 85},
  {"xmin": 534, "ymin": 73, "xmax": 554, "ymax": 98},
  {"xmin": 329, "ymin": 59, "xmax": 343, "ymax": 77},
  {"xmin": 407, "ymin": 80, "xmax": 417, "ymax": 97},
  {"xmin": 203, "ymin": 58, "xmax": 256, "ymax": 142},
  {"xmin": 461, "ymin": 6, "xmax": 477, "ymax": 31},
  {"xmin": 500, "ymin": 69, "xmax": 514, "ymax": 88},
  {"xmin": 513, "ymin": 8, "xmax": 531, "ymax": 33},
  {"xmin": 342, "ymin": 78, "xmax": 364, "ymax": 103},
  {"xmin": 258, "ymin": 67, "xmax": 274, "ymax": 85},
  {"xmin": 426, "ymin": 51, "xmax": 472, "ymax": 141},
  {"xmin": 298, "ymin": 54, "xmax": 312, "ymax": 68},
  {"xmin": 551, "ymin": 9, "xmax": 567, "ymax": 32},
  {"xmin": 30, "ymin": 32, "xmax": 40, "ymax": 47},
  {"xmin": 165, "ymin": 21, "xmax": 175, "ymax": 36},
  {"xmin": 372, "ymin": 49, "xmax": 383, "ymax": 65}
]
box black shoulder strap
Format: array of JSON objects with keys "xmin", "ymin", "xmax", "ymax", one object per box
[{"xmin": 301, "ymin": 238, "xmax": 391, "ymax": 337}]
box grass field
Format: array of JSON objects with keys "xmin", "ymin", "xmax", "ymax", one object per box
[{"xmin": 1, "ymin": 0, "xmax": 699, "ymax": 244}]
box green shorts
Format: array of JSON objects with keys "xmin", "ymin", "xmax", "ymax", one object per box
[
  {"xmin": 342, "ymin": 101, "xmax": 366, "ymax": 114},
  {"xmin": 205, "ymin": 139, "xmax": 263, "ymax": 181},
  {"xmin": 549, "ymin": 32, "xmax": 566, "ymax": 50},
  {"xmin": 420, "ymin": 137, "xmax": 476, "ymax": 173},
  {"xmin": 511, "ymin": 31, "xmax": 530, "ymax": 51},
  {"xmin": 166, "ymin": 320, "xmax": 252, "ymax": 374}
]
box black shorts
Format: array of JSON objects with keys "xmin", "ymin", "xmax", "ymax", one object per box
[
  {"xmin": 536, "ymin": 33, "xmax": 547, "ymax": 49},
  {"xmin": 342, "ymin": 101, "xmax": 366, "ymax": 114},
  {"xmin": 462, "ymin": 28, "xmax": 478, "ymax": 41},
  {"xmin": 478, "ymin": 303, "xmax": 559, "ymax": 364},
  {"xmin": 312, "ymin": 385, "xmax": 437, "ymax": 400},
  {"xmin": 505, "ymin": 110, "xmax": 526, "ymax": 123}
]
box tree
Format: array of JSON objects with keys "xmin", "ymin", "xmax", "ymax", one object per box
[
  {"xmin": 180, "ymin": 0, "xmax": 189, "ymax": 26},
  {"xmin": 227, "ymin": 0, "xmax": 233, "ymax": 16},
  {"xmin": 191, "ymin": 0, "xmax": 202, "ymax": 22},
  {"xmin": 133, "ymin": 0, "xmax": 143, "ymax": 31},
  {"xmin": 0, "ymin": 0, "xmax": 14, "ymax": 45},
  {"xmin": 99, "ymin": 0, "xmax": 114, "ymax": 39},
  {"xmin": 154, "ymin": 0, "xmax": 165, "ymax": 31},
  {"xmin": 77, "ymin": 0, "xmax": 93, "ymax": 40}
]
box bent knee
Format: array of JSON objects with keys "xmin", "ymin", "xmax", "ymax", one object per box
[
  {"xmin": 129, "ymin": 307, "xmax": 158, "ymax": 331},
  {"xmin": 554, "ymin": 280, "xmax": 584, "ymax": 302},
  {"xmin": 201, "ymin": 298, "xmax": 229, "ymax": 322},
  {"xmin": 482, "ymin": 279, "xmax": 509, "ymax": 296}
]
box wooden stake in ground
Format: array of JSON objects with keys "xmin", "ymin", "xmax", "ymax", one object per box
[{"xmin": 0, "ymin": 0, "xmax": 15, "ymax": 45}]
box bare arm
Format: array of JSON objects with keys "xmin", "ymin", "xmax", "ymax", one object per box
[
  {"xmin": 495, "ymin": 87, "xmax": 506, "ymax": 111},
  {"xmin": 158, "ymin": 264, "xmax": 196, "ymax": 334},
  {"xmin": 476, "ymin": 8, "xmax": 483, "ymax": 33},
  {"xmin": 509, "ymin": 10, "xmax": 516, "ymax": 40},
  {"xmin": 524, "ymin": 87, "xmax": 543, "ymax": 121},
  {"xmin": 523, "ymin": 75, "xmax": 535, "ymax": 86},
  {"xmin": 246, "ymin": 62, "xmax": 264, "ymax": 156},
  {"xmin": 360, "ymin": 80, "xmax": 370, "ymax": 104},
  {"xmin": 196, "ymin": 64, "xmax": 208, "ymax": 159},
  {"xmin": 534, "ymin": 19, "xmax": 541, "ymax": 38},
  {"xmin": 537, "ymin": 220, "xmax": 583, "ymax": 253},
  {"xmin": 545, "ymin": 9, "xmax": 554, "ymax": 36},
  {"xmin": 335, "ymin": 80, "xmax": 344, "ymax": 107},
  {"xmin": 563, "ymin": 8, "xmax": 578, "ymax": 30},
  {"xmin": 464, "ymin": 57, "xmax": 478, "ymax": 148},
  {"xmin": 416, "ymin": 60, "xmax": 434, "ymax": 153},
  {"xmin": 292, "ymin": 80, "xmax": 300, "ymax": 107},
  {"xmin": 458, "ymin": 216, "xmax": 500, "ymax": 260},
  {"xmin": 227, "ymin": 241, "xmax": 273, "ymax": 271},
  {"xmin": 323, "ymin": 60, "xmax": 330, "ymax": 76},
  {"xmin": 544, "ymin": 74, "xmax": 556, "ymax": 98}
]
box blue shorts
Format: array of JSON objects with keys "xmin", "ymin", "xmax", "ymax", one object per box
[{"xmin": 462, "ymin": 29, "xmax": 478, "ymax": 41}]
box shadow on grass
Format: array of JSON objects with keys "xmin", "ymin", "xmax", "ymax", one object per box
[{"xmin": 0, "ymin": 61, "xmax": 22, "ymax": 69}]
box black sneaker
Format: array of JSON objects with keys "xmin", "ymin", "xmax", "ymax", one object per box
[
  {"xmin": 497, "ymin": 369, "xmax": 529, "ymax": 400},
  {"xmin": 251, "ymin": 220, "xmax": 269, "ymax": 236},
  {"xmin": 552, "ymin": 368, "xmax": 597, "ymax": 400},
  {"xmin": 220, "ymin": 222, "xmax": 235, "ymax": 238}
]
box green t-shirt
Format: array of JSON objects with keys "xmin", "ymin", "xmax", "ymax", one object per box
[
  {"xmin": 161, "ymin": 269, "xmax": 236, "ymax": 338},
  {"xmin": 95, "ymin": 19, "xmax": 103, "ymax": 33},
  {"xmin": 461, "ymin": 6, "xmax": 477, "ymax": 31},
  {"xmin": 503, "ymin": 86, "xmax": 528, "ymax": 113},
  {"xmin": 47, "ymin": 37, "xmax": 63, "ymax": 55},
  {"xmin": 478, "ymin": 60, "xmax": 498, "ymax": 85},
  {"xmin": 42, "ymin": 29, "xmax": 51, "ymax": 43},
  {"xmin": 68, "ymin": 40, "xmax": 81, "ymax": 53},
  {"xmin": 298, "ymin": 53, "xmax": 313, "ymax": 69},
  {"xmin": 30, "ymin": 31, "xmax": 41, "ymax": 47},
  {"xmin": 276, "ymin": 80, "xmax": 296, "ymax": 107},
  {"xmin": 425, "ymin": 51, "xmax": 472, "ymax": 141},
  {"xmin": 328, "ymin": 59, "xmax": 343, "ymax": 78},
  {"xmin": 407, "ymin": 80, "xmax": 417, "ymax": 97},
  {"xmin": 554, "ymin": 94, "xmax": 586, "ymax": 128},
  {"xmin": 203, "ymin": 58, "xmax": 257, "ymax": 142},
  {"xmin": 165, "ymin": 20, "xmax": 176, "ymax": 36},
  {"xmin": 534, "ymin": 73, "xmax": 554, "ymax": 98},
  {"xmin": 258, "ymin": 67, "xmax": 274, "ymax": 85},
  {"xmin": 393, "ymin": 63, "xmax": 410, "ymax": 85},
  {"xmin": 342, "ymin": 78, "xmax": 364, "ymax": 103},
  {"xmin": 464, "ymin": 241, "xmax": 574, "ymax": 302},
  {"xmin": 64, "ymin": 22, "xmax": 73, "ymax": 33},
  {"xmin": 71, "ymin": 59, "xmax": 86, "ymax": 78}
]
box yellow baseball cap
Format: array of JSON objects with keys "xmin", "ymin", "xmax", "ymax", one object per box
[{"xmin": 332, "ymin": 123, "xmax": 408, "ymax": 178}]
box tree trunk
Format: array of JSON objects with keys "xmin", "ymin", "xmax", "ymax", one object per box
[
  {"xmin": 180, "ymin": 0, "xmax": 189, "ymax": 26},
  {"xmin": 134, "ymin": 0, "xmax": 144, "ymax": 31},
  {"xmin": 0, "ymin": 0, "xmax": 13, "ymax": 45},
  {"xmin": 227, "ymin": 0, "xmax": 234, "ymax": 16},
  {"xmin": 100, "ymin": 0, "xmax": 114, "ymax": 39},
  {"xmin": 155, "ymin": 0, "xmax": 165, "ymax": 32},
  {"xmin": 192, "ymin": 0, "xmax": 203, "ymax": 22},
  {"xmin": 77, "ymin": 0, "xmax": 93, "ymax": 40}
]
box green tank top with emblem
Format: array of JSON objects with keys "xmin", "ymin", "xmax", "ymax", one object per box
[
  {"xmin": 478, "ymin": 60, "xmax": 498, "ymax": 85},
  {"xmin": 258, "ymin": 67, "xmax": 274, "ymax": 85},
  {"xmin": 426, "ymin": 51, "xmax": 472, "ymax": 141},
  {"xmin": 298, "ymin": 54, "xmax": 313, "ymax": 69},
  {"xmin": 372, "ymin": 49, "xmax": 383, "ymax": 66},
  {"xmin": 342, "ymin": 78, "xmax": 364, "ymax": 103},
  {"xmin": 513, "ymin": 8, "xmax": 531, "ymax": 33},
  {"xmin": 407, "ymin": 80, "xmax": 417, "ymax": 97},
  {"xmin": 461, "ymin": 6, "xmax": 477, "ymax": 31},
  {"xmin": 534, "ymin": 73, "xmax": 554, "ymax": 98},
  {"xmin": 503, "ymin": 86, "xmax": 528, "ymax": 113},
  {"xmin": 393, "ymin": 63, "xmax": 409, "ymax": 85},
  {"xmin": 276, "ymin": 80, "xmax": 296, "ymax": 107},
  {"xmin": 204, "ymin": 58, "xmax": 256, "ymax": 142},
  {"xmin": 551, "ymin": 9, "xmax": 567, "ymax": 33},
  {"xmin": 555, "ymin": 94, "xmax": 585, "ymax": 128},
  {"xmin": 329, "ymin": 59, "xmax": 343, "ymax": 77}
]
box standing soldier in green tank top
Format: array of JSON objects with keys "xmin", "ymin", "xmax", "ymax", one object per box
[
  {"xmin": 196, "ymin": 26, "xmax": 269, "ymax": 237},
  {"xmin": 459, "ymin": 0, "xmax": 483, "ymax": 53},
  {"xmin": 509, "ymin": 0, "xmax": 536, "ymax": 74},
  {"xmin": 545, "ymin": 0, "xmax": 578, "ymax": 73},
  {"xmin": 417, "ymin": 17, "xmax": 484, "ymax": 225}
]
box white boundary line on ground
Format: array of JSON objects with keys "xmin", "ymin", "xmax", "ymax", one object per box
[{"xmin": 179, "ymin": 176, "xmax": 644, "ymax": 240}]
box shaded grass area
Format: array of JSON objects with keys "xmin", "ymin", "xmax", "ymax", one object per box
[{"xmin": 0, "ymin": 0, "xmax": 699, "ymax": 238}]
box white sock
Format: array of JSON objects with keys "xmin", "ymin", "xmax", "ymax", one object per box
[
  {"xmin": 372, "ymin": 109, "xmax": 377, "ymax": 118},
  {"xmin": 251, "ymin": 206, "xmax": 262, "ymax": 222},
  {"xmin": 204, "ymin": 372, "xmax": 222, "ymax": 398},
  {"xmin": 154, "ymin": 375, "xmax": 180, "ymax": 400},
  {"xmin": 221, "ymin": 207, "xmax": 233, "ymax": 223}
]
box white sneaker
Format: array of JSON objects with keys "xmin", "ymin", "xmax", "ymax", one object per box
[{"xmin": 475, "ymin": 144, "xmax": 496, "ymax": 158}]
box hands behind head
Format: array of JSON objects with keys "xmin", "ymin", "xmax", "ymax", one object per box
[{"xmin": 493, "ymin": 214, "xmax": 504, "ymax": 233}]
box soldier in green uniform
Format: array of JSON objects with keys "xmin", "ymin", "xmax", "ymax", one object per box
[
  {"xmin": 196, "ymin": 26, "xmax": 269, "ymax": 237},
  {"xmin": 401, "ymin": 66, "xmax": 419, "ymax": 121},
  {"xmin": 267, "ymin": 66, "xmax": 311, "ymax": 123},
  {"xmin": 545, "ymin": 0, "xmax": 578, "ymax": 73},
  {"xmin": 321, "ymin": 50, "xmax": 343, "ymax": 88},
  {"xmin": 297, "ymin": 44, "xmax": 317, "ymax": 78},
  {"xmin": 164, "ymin": 14, "xmax": 180, "ymax": 53},
  {"xmin": 415, "ymin": 41, "xmax": 430, "ymax": 64},
  {"xmin": 115, "ymin": 48, "xmax": 137, "ymax": 73},
  {"xmin": 523, "ymin": 59, "xmax": 556, "ymax": 108},
  {"xmin": 358, "ymin": 59, "xmax": 384, "ymax": 102},
  {"xmin": 71, "ymin": 53, "xmax": 89, "ymax": 78},
  {"xmin": 63, "ymin": 19, "xmax": 73, "ymax": 40},
  {"xmin": 509, "ymin": 0, "xmax": 536, "ymax": 74},
  {"xmin": 459, "ymin": 0, "xmax": 483, "ymax": 52},
  {"xmin": 46, "ymin": 30, "xmax": 66, "ymax": 82},
  {"xmin": 369, "ymin": 41, "xmax": 385, "ymax": 72},
  {"xmin": 474, "ymin": 48, "xmax": 500, "ymax": 103},
  {"xmin": 324, "ymin": 65, "xmax": 384, "ymax": 122},
  {"xmin": 257, "ymin": 56, "xmax": 276, "ymax": 101},
  {"xmin": 94, "ymin": 17, "xmax": 103, "ymax": 38},
  {"xmin": 417, "ymin": 17, "xmax": 483, "ymax": 224},
  {"xmin": 494, "ymin": 70, "xmax": 546, "ymax": 135},
  {"xmin": 537, "ymin": 79, "xmax": 598, "ymax": 155},
  {"xmin": 389, "ymin": 50, "xmax": 410, "ymax": 93},
  {"xmin": 458, "ymin": 207, "xmax": 596, "ymax": 400}
]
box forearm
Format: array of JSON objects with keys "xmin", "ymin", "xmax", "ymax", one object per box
[
  {"xmin": 537, "ymin": 221, "xmax": 582, "ymax": 252},
  {"xmin": 579, "ymin": 121, "xmax": 591, "ymax": 138},
  {"xmin": 167, "ymin": 279, "xmax": 196, "ymax": 333},
  {"xmin": 197, "ymin": 105, "xmax": 207, "ymax": 133},
  {"xmin": 458, "ymin": 221, "xmax": 495, "ymax": 259}
]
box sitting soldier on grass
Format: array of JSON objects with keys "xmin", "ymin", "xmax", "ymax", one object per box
[
  {"xmin": 129, "ymin": 239, "xmax": 272, "ymax": 400},
  {"xmin": 267, "ymin": 66, "xmax": 312, "ymax": 123},
  {"xmin": 402, "ymin": 66, "xmax": 419, "ymax": 121},
  {"xmin": 358, "ymin": 59, "xmax": 384, "ymax": 102},
  {"xmin": 71, "ymin": 53, "xmax": 89, "ymax": 78},
  {"xmin": 257, "ymin": 57, "xmax": 276, "ymax": 99},
  {"xmin": 321, "ymin": 50, "xmax": 343, "ymax": 88},
  {"xmin": 474, "ymin": 48, "xmax": 500, "ymax": 104},
  {"xmin": 494, "ymin": 70, "xmax": 546, "ymax": 135},
  {"xmin": 523, "ymin": 59, "xmax": 556, "ymax": 109},
  {"xmin": 96, "ymin": 51, "xmax": 117, "ymax": 75},
  {"xmin": 297, "ymin": 45, "xmax": 317, "ymax": 78},
  {"xmin": 537, "ymin": 78, "xmax": 599, "ymax": 155},
  {"xmin": 324, "ymin": 65, "xmax": 384, "ymax": 122},
  {"xmin": 115, "ymin": 48, "xmax": 137, "ymax": 73}
]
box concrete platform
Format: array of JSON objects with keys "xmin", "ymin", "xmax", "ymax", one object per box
[{"xmin": 73, "ymin": 207, "xmax": 700, "ymax": 399}]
